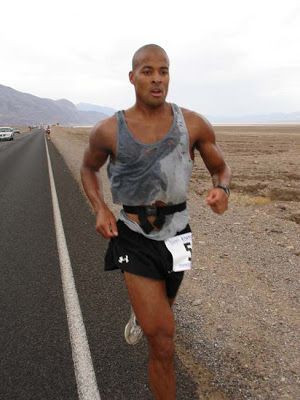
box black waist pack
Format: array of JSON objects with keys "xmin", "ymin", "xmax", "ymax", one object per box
[{"xmin": 123, "ymin": 202, "xmax": 186, "ymax": 234}]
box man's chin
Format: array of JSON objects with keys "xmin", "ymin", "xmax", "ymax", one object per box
[{"xmin": 145, "ymin": 97, "xmax": 166, "ymax": 108}]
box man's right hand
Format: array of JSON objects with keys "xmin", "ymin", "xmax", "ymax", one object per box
[{"xmin": 95, "ymin": 206, "xmax": 118, "ymax": 238}]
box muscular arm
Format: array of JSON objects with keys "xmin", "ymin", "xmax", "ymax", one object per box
[
  {"xmin": 184, "ymin": 110, "xmax": 232, "ymax": 214},
  {"xmin": 195, "ymin": 118, "xmax": 231, "ymax": 188},
  {"xmin": 80, "ymin": 118, "xmax": 118, "ymax": 238}
]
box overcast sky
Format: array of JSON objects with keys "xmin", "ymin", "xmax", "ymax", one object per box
[{"xmin": 1, "ymin": 0, "xmax": 299, "ymax": 116}]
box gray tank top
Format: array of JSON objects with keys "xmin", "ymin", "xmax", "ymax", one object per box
[{"xmin": 107, "ymin": 103, "xmax": 193, "ymax": 240}]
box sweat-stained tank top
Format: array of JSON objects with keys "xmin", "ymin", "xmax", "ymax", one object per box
[{"xmin": 107, "ymin": 103, "xmax": 193, "ymax": 240}]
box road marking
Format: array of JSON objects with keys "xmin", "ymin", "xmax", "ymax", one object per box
[{"xmin": 45, "ymin": 138, "xmax": 101, "ymax": 400}]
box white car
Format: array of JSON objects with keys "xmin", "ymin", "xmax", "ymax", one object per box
[{"xmin": 0, "ymin": 127, "xmax": 15, "ymax": 141}]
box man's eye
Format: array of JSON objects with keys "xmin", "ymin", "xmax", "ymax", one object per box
[{"xmin": 143, "ymin": 70, "xmax": 151, "ymax": 75}]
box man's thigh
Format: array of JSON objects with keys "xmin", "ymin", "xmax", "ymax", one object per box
[{"xmin": 124, "ymin": 272, "xmax": 175, "ymax": 337}]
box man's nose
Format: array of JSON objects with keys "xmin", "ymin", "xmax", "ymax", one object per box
[{"xmin": 152, "ymin": 71, "xmax": 162, "ymax": 83}]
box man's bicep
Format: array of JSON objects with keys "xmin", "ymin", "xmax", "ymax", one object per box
[
  {"xmin": 82, "ymin": 123, "xmax": 113, "ymax": 171},
  {"xmin": 197, "ymin": 139, "xmax": 226, "ymax": 175},
  {"xmin": 191, "ymin": 116, "xmax": 225, "ymax": 174},
  {"xmin": 82, "ymin": 145, "xmax": 109, "ymax": 171}
]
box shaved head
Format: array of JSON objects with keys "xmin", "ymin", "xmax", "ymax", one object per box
[{"xmin": 132, "ymin": 44, "xmax": 169, "ymax": 70}]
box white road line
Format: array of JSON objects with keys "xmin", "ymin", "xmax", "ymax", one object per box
[{"xmin": 45, "ymin": 138, "xmax": 101, "ymax": 400}]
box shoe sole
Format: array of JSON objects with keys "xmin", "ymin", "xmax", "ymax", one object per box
[{"xmin": 124, "ymin": 322, "xmax": 143, "ymax": 345}]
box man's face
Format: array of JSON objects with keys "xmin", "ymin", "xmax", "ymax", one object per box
[{"xmin": 129, "ymin": 49, "xmax": 170, "ymax": 108}]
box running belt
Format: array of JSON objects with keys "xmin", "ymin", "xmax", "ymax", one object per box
[{"xmin": 123, "ymin": 202, "xmax": 186, "ymax": 234}]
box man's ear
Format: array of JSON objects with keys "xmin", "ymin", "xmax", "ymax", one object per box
[{"xmin": 129, "ymin": 71, "xmax": 134, "ymax": 84}]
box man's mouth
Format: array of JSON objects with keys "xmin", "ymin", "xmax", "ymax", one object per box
[{"xmin": 150, "ymin": 88, "xmax": 163, "ymax": 97}]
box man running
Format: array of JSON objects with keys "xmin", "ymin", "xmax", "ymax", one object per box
[
  {"xmin": 81, "ymin": 44, "xmax": 231, "ymax": 400},
  {"xmin": 46, "ymin": 125, "xmax": 51, "ymax": 140}
]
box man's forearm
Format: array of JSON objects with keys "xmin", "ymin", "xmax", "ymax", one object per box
[
  {"xmin": 80, "ymin": 166, "xmax": 107, "ymax": 213},
  {"xmin": 211, "ymin": 163, "xmax": 231, "ymax": 187}
]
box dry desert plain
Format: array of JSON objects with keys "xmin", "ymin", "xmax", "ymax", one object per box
[{"xmin": 51, "ymin": 124, "xmax": 300, "ymax": 400}]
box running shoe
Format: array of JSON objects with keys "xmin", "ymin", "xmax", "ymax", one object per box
[{"xmin": 124, "ymin": 307, "xmax": 143, "ymax": 345}]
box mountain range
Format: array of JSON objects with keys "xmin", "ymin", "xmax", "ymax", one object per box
[
  {"xmin": 0, "ymin": 85, "xmax": 108, "ymax": 126},
  {"xmin": 207, "ymin": 112, "xmax": 300, "ymax": 124},
  {"xmin": 76, "ymin": 102, "xmax": 115, "ymax": 116},
  {"xmin": 1, "ymin": 83, "xmax": 299, "ymax": 125}
]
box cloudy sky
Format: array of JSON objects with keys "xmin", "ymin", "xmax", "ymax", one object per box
[{"xmin": 1, "ymin": 0, "xmax": 299, "ymax": 116}]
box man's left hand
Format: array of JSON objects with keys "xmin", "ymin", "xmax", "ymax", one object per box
[{"xmin": 205, "ymin": 188, "xmax": 229, "ymax": 214}]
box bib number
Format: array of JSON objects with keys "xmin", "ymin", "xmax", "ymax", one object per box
[{"xmin": 165, "ymin": 232, "xmax": 192, "ymax": 272}]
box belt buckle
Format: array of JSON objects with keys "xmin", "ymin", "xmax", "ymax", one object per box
[{"xmin": 145, "ymin": 206, "xmax": 157, "ymax": 217}]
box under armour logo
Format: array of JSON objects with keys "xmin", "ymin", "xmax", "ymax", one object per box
[{"xmin": 118, "ymin": 255, "xmax": 129, "ymax": 263}]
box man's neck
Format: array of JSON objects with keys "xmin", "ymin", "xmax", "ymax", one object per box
[{"xmin": 130, "ymin": 101, "xmax": 171, "ymax": 119}]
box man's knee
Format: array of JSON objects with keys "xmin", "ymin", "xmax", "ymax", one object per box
[
  {"xmin": 147, "ymin": 333, "xmax": 175, "ymax": 361},
  {"xmin": 145, "ymin": 320, "xmax": 175, "ymax": 362}
]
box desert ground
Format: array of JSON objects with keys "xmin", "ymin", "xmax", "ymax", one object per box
[{"xmin": 50, "ymin": 124, "xmax": 300, "ymax": 400}]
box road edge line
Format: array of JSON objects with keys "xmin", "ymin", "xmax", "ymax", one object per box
[{"xmin": 45, "ymin": 137, "xmax": 101, "ymax": 400}]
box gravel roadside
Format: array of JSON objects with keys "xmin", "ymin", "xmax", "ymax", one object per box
[{"xmin": 50, "ymin": 126, "xmax": 300, "ymax": 400}]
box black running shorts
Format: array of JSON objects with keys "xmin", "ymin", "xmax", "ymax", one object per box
[{"xmin": 105, "ymin": 220, "xmax": 191, "ymax": 299}]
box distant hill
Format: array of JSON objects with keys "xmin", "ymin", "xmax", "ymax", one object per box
[
  {"xmin": 77, "ymin": 101, "xmax": 300, "ymax": 123},
  {"xmin": 77, "ymin": 102, "xmax": 116, "ymax": 116},
  {"xmin": 208, "ymin": 112, "xmax": 300, "ymax": 124},
  {"xmin": 0, "ymin": 84, "xmax": 107, "ymax": 126},
  {"xmin": 1, "ymin": 83, "xmax": 299, "ymax": 125}
]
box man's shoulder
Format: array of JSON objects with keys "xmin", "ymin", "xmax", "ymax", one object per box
[
  {"xmin": 92, "ymin": 115, "xmax": 118, "ymax": 136},
  {"xmin": 180, "ymin": 107, "xmax": 208, "ymax": 123},
  {"xmin": 89, "ymin": 115, "xmax": 118, "ymax": 152},
  {"xmin": 180, "ymin": 107, "xmax": 210, "ymax": 127}
]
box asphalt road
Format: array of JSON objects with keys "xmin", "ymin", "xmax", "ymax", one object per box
[{"xmin": 0, "ymin": 130, "xmax": 198, "ymax": 399}]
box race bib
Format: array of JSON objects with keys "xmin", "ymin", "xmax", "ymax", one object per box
[{"xmin": 165, "ymin": 232, "xmax": 192, "ymax": 272}]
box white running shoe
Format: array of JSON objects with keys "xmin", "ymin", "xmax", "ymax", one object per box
[{"xmin": 124, "ymin": 307, "xmax": 143, "ymax": 345}]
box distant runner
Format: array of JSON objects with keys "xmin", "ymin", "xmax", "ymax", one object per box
[
  {"xmin": 81, "ymin": 44, "xmax": 231, "ymax": 399},
  {"xmin": 46, "ymin": 125, "xmax": 51, "ymax": 140}
]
